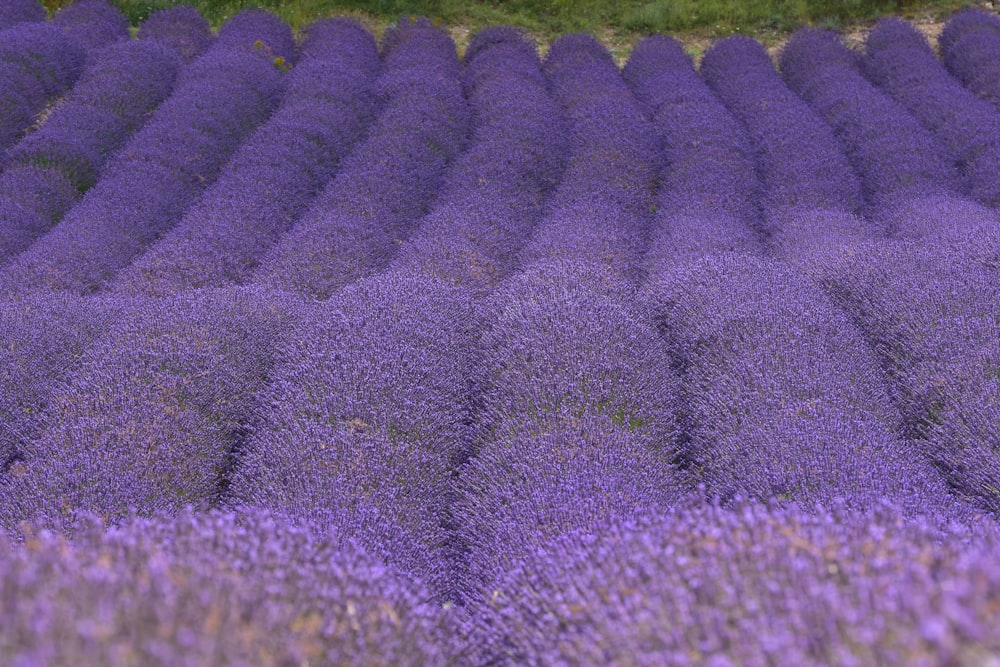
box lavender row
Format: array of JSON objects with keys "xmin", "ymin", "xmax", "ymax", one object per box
[
  {"xmin": 51, "ymin": 0, "xmax": 128, "ymax": 57},
  {"xmin": 137, "ymin": 5, "xmax": 214, "ymax": 62},
  {"xmin": 0, "ymin": 294, "xmax": 122, "ymax": 475},
  {"xmin": 940, "ymin": 8, "xmax": 1000, "ymax": 112},
  {"xmin": 113, "ymin": 18, "xmax": 380, "ymax": 297},
  {"xmin": 821, "ymin": 242, "xmax": 1000, "ymax": 515},
  {"xmin": 252, "ymin": 19, "xmax": 470, "ymax": 299},
  {"xmin": 623, "ymin": 35, "xmax": 762, "ymax": 268},
  {"xmin": 699, "ymin": 36, "xmax": 876, "ymax": 259},
  {"xmin": 0, "ymin": 22, "xmax": 85, "ymax": 156},
  {"xmin": 0, "ymin": 10, "xmax": 291, "ymax": 297},
  {"xmin": 517, "ymin": 34, "xmax": 658, "ymax": 279},
  {"xmin": 0, "ymin": 40, "xmax": 182, "ymax": 262},
  {"xmin": 457, "ymin": 261, "xmax": 686, "ymax": 601},
  {"xmin": 0, "ymin": 510, "xmax": 468, "ymax": 666},
  {"xmin": 474, "ymin": 501, "xmax": 1000, "ymax": 665},
  {"xmin": 0, "ymin": 0, "xmax": 44, "ymax": 30},
  {"xmin": 388, "ymin": 27, "xmax": 568, "ymax": 292},
  {"xmin": 0, "ymin": 288, "xmax": 298, "ymax": 535},
  {"xmin": 776, "ymin": 27, "xmax": 1000, "ymax": 242},
  {"xmin": 862, "ymin": 17, "xmax": 1000, "ymax": 207},
  {"xmin": 227, "ymin": 272, "xmax": 479, "ymax": 599},
  {"xmin": 643, "ymin": 253, "xmax": 959, "ymax": 515}
]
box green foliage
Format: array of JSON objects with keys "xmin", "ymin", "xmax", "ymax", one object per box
[{"xmin": 49, "ymin": 0, "xmax": 978, "ymax": 44}]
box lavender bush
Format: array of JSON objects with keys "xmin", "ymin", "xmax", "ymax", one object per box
[
  {"xmin": 114, "ymin": 18, "xmax": 380, "ymax": 296},
  {"xmin": 644, "ymin": 253, "xmax": 961, "ymax": 516},
  {"xmin": 699, "ymin": 35, "xmax": 877, "ymax": 261},
  {"xmin": 51, "ymin": 0, "xmax": 128, "ymax": 55},
  {"xmin": 0, "ymin": 510, "xmax": 468, "ymax": 666},
  {"xmin": 227, "ymin": 271, "xmax": 479, "ymax": 598},
  {"xmin": 0, "ymin": 288, "xmax": 296, "ymax": 532},
  {"xmin": 136, "ymin": 5, "xmax": 213, "ymax": 62},
  {"xmin": 0, "ymin": 0, "xmax": 44, "ymax": 30},
  {"xmin": 940, "ymin": 8, "xmax": 1000, "ymax": 112},
  {"xmin": 252, "ymin": 18, "xmax": 470, "ymax": 299},
  {"xmin": 862, "ymin": 17, "xmax": 1000, "ymax": 207},
  {"xmin": 0, "ymin": 39, "xmax": 180, "ymax": 261},
  {"xmin": 625, "ymin": 35, "xmax": 762, "ymax": 268},
  {"xmin": 473, "ymin": 501, "xmax": 1000, "ymax": 666},
  {"xmin": 0, "ymin": 10, "xmax": 289, "ymax": 297},
  {"xmin": 516, "ymin": 33, "xmax": 658, "ymax": 280},
  {"xmin": 389, "ymin": 26, "xmax": 568, "ymax": 292},
  {"xmin": 0, "ymin": 23, "xmax": 85, "ymax": 156}
]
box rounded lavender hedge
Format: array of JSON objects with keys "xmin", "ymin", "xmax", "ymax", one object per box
[
  {"xmin": 114, "ymin": 17, "xmax": 381, "ymax": 296},
  {"xmin": 472, "ymin": 501, "xmax": 1000, "ymax": 666},
  {"xmin": 625, "ymin": 35, "xmax": 762, "ymax": 268}
]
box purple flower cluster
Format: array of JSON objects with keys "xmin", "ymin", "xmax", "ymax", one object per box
[
  {"xmin": 0, "ymin": 510, "xmax": 469, "ymax": 665},
  {"xmin": 699, "ymin": 36, "xmax": 877, "ymax": 261},
  {"xmin": 940, "ymin": 8, "xmax": 1000, "ymax": 112},
  {"xmin": 0, "ymin": 288, "xmax": 296, "ymax": 532},
  {"xmin": 227, "ymin": 272, "xmax": 479, "ymax": 598},
  {"xmin": 517, "ymin": 34, "xmax": 658, "ymax": 280},
  {"xmin": 252, "ymin": 19, "xmax": 470, "ymax": 299},
  {"xmin": 779, "ymin": 29, "xmax": 962, "ymax": 211},
  {"xmin": 473, "ymin": 501, "xmax": 1000, "ymax": 666},
  {"xmin": 0, "ymin": 10, "xmax": 289, "ymax": 297},
  {"xmin": 862, "ymin": 18, "xmax": 1000, "ymax": 207},
  {"xmin": 0, "ymin": 293, "xmax": 122, "ymax": 475},
  {"xmin": 388, "ymin": 26, "xmax": 568, "ymax": 292},
  {"xmin": 0, "ymin": 39, "xmax": 180, "ymax": 262},
  {"xmin": 624, "ymin": 35, "xmax": 762, "ymax": 268},
  {"xmin": 821, "ymin": 241, "xmax": 1000, "ymax": 515},
  {"xmin": 643, "ymin": 253, "xmax": 959, "ymax": 515},
  {"xmin": 0, "ymin": 22, "xmax": 85, "ymax": 156},
  {"xmin": 113, "ymin": 18, "xmax": 380, "ymax": 297},
  {"xmin": 700, "ymin": 36, "xmax": 861, "ymax": 217},
  {"xmin": 0, "ymin": 0, "xmax": 44, "ymax": 30},
  {"xmin": 457, "ymin": 261, "xmax": 686, "ymax": 598},
  {"xmin": 51, "ymin": 0, "xmax": 128, "ymax": 55},
  {"xmin": 136, "ymin": 5, "xmax": 213, "ymax": 62}
]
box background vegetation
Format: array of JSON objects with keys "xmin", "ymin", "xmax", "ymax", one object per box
[{"xmin": 42, "ymin": 0, "xmax": 981, "ymax": 43}]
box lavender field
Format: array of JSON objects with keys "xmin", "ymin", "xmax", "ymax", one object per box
[{"xmin": 2, "ymin": 0, "xmax": 1000, "ymax": 664}]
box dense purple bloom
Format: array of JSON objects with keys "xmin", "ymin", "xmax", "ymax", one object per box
[
  {"xmin": 779, "ymin": 28, "xmax": 962, "ymax": 211},
  {"xmin": 0, "ymin": 510, "xmax": 469, "ymax": 665},
  {"xmin": 227, "ymin": 271, "xmax": 479, "ymax": 598},
  {"xmin": 862, "ymin": 17, "xmax": 1000, "ymax": 207},
  {"xmin": 698, "ymin": 37, "xmax": 882, "ymax": 265},
  {"xmin": 0, "ymin": 40, "xmax": 180, "ymax": 261},
  {"xmin": 0, "ymin": 288, "xmax": 297, "ymax": 531},
  {"xmin": 820, "ymin": 240, "xmax": 1000, "ymax": 514},
  {"xmin": 457, "ymin": 260, "xmax": 685, "ymax": 597},
  {"xmin": 137, "ymin": 5, "xmax": 213, "ymax": 62},
  {"xmin": 389, "ymin": 26, "xmax": 568, "ymax": 292},
  {"xmin": 0, "ymin": 23, "xmax": 86, "ymax": 155},
  {"xmin": 700, "ymin": 36, "xmax": 862, "ymax": 218},
  {"xmin": 113, "ymin": 18, "xmax": 380, "ymax": 296},
  {"xmin": 473, "ymin": 501, "xmax": 1000, "ymax": 666},
  {"xmin": 0, "ymin": 12, "xmax": 287, "ymax": 297},
  {"xmin": 625, "ymin": 35, "xmax": 762, "ymax": 269},
  {"xmin": 52, "ymin": 0, "xmax": 128, "ymax": 54},
  {"xmin": 252, "ymin": 19, "xmax": 469, "ymax": 298},
  {"xmin": 644, "ymin": 253, "xmax": 960, "ymax": 515},
  {"xmin": 940, "ymin": 8, "xmax": 1000, "ymax": 111},
  {"xmin": 213, "ymin": 7, "xmax": 296, "ymax": 64},
  {"xmin": 0, "ymin": 0, "xmax": 43, "ymax": 29},
  {"xmin": 939, "ymin": 6, "xmax": 1000, "ymax": 53},
  {"xmin": 517, "ymin": 34, "xmax": 657, "ymax": 280},
  {"xmin": 0, "ymin": 293, "xmax": 122, "ymax": 475}
]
